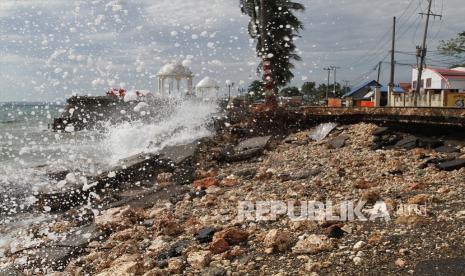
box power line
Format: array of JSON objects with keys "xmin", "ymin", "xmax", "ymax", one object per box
[{"xmin": 347, "ymin": 0, "xmax": 418, "ymax": 69}]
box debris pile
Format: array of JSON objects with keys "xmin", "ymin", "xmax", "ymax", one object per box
[{"xmin": 2, "ymin": 122, "xmax": 465, "ymax": 275}]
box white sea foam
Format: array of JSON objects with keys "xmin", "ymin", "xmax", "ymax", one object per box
[{"xmin": 103, "ymin": 99, "xmax": 218, "ymax": 164}]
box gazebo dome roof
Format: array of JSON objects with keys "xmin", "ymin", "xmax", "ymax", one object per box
[
  {"xmin": 196, "ymin": 77, "xmax": 219, "ymax": 89},
  {"xmin": 158, "ymin": 63, "xmax": 193, "ymax": 77}
]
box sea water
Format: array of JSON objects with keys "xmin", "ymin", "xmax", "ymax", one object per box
[{"xmin": 0, "ymin": 99, "xmax": 218, "ymax": 259}]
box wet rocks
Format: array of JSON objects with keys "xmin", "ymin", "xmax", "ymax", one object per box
[
  {"xmin": 372, "ymin": 133, "xmax": 402, "ymax": 149},
  {"xmin": 219, "ymin": 136, "xmax": 271, "ymax": 162},
  {"xmin": 434, "ymin": 145, "xmax": 460, "ymax": 153},
  {"xmin": 57, "ymin": 224, "xmax": 107, "ymax": 247},
  {"xmin": 395, "ymin": 136, "xmax": 419, "ymax": 150},
  {"xmin": 372, "ymin": 127, "xmax": 389, "ymax": 136},
  {"xmin": 417, "ymin": 138, "xmax": 443, "ymax": 149},
  {"xmin": 235, "ymin": 135, "xmax": 272, "ymax": 152},
  {"xmin": 195, "ymin": 227, "xmax": 216, "ymax": 244},
  {"xmin": 437, "ymin": 159, "xmax": 465, "ymax": 171},
  {"xmin": 112, "ymin": 153, "xmax": 163, "ymax": 183},
  {"xmin": 156, "ymin": 173, "xmax": 173, "ymax": 188},
  {"xmin": 95, "ymin": 206, "xmax": 146, "ymax": 231},
  {"xmin": 0, "ymin": 266, "xmax": 25, "ymax": 276},
  {"xmin": 27, "ymin": 246, "xmax": 83, "ymax": 271},
  {"xmin": 159, "ymin": 141, "xmax": 199, "ymax": 165}
]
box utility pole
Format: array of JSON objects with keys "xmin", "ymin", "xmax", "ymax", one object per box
[
  {"xmin": 323, "ymin": 67, "xmax": 332, "ymax": 102},
  {"xmin": 377, "ymin": 61, "xmax": 382, "ymax": 84},
  {"xmin": 414, "ymin": 0, "xmax": 442, "ymax": 106},
  {"xmin": 331, "ymin": 66, "xmax": 341, "ymax": 97},
  {"xmin": 389, "ymin": 17, "xmax": 396, "ymax": 88},
  {"xmin": 343, "ymin": 80, "xmax": 350, "ymax": 94},
  {"xmin": 387, "ymin": 17, "xmax": 396, "ymax": 107}
]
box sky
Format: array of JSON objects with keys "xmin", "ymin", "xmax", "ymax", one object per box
[{"xmin": 0, "ymin": 0, "xmax": 463, "ymax": 102}]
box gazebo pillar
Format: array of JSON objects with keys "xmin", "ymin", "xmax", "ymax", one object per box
[
  {"xmin": 187, "ymin": 77, "xmax": 193, "ymax": 95},
  {"xmin": 176, "ymin": 77, "xmax": 181, "ymax": 95}
]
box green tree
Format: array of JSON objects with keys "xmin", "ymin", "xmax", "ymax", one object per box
[
  {"xmin": 301, "ymin": 81, "xmax": 316, "ymax": 95},
  {"xmin": 438, "ymin": 31, "xmax": 465, "ymax": 67},
  {"xmin": 246, "ymin": 80, "xmax": 265, "ymax": 102},
  {"xmin": 240, "ymin": 0, "xmax": 305, "ymax": 90},
  {"xmin": 280, "ymin": 86, "xmax": 301, "ymax": 97},
  {"xmin": 315, "ymin": 83, "xmax": 343, "ymax": 100}
]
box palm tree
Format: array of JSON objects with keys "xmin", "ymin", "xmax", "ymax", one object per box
[{"xmin": 240, "ymin": 0, "xmax": 305, "ymax": 92}]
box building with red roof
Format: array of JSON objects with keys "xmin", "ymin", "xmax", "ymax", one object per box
[
  {"xmin": 412, "ymin": 67, "xmax": 465, "ymax": 91},
  {"xmin": 389, "ymin": 67, "xmax": 465, "ymax": 108}
]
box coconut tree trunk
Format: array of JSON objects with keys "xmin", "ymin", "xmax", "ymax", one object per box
[{"xmin": 259, "ymin": 0, "xmax": 278, "ymax": 107}]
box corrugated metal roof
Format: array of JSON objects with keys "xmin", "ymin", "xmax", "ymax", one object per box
[
  {"xmin": 343, "ymin": 80, "xmax": 380, "ymax": 97},
  {"xmin": 379, "ymin": 85, "xmax": 405, "ymax": 93}
]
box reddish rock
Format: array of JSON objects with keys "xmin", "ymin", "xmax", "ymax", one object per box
[
  {"xmin": 407, "ymin": 194, "xmax": 431, "ymax": 205},
  {"xmin": 362, "ymin": 189, "xmax": 380, "ymax": 203},
  {"xmin": 214, "ymin": 227, "xmax": 249, "ymax": 245},
  {"xmin": 209, "ymin": 238, "xmax": 229, "ymax": 254},
  {"xmin": 221, "ymin": 177, "xmax": 239, "ymax": 187},
  {"xmin": 368, "ymin": 233, "xmax": 382, "ymax": 245},
  {"xmin": 402, "ymin": 182, "xmax": 424, "ymax": 192},
  {"xmin": 196, "ymin": 168, "xmax": 217, "ymax": 180},
  {"xmin": 353, "ymin": 181, "xmax": 374, "ymax": 189},
  {"xmin": 193, "ymin": 177, "xmax": 219, "ymax": 189}
]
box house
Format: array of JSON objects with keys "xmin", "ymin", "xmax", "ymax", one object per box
[
  {"xmin": 412, "ymin": 67, "xmax": 465, "ymax": 91},
  {"xmin": 343, "ymin": 80, "xmax": 406, "ymax": 107},
  {"xmin": 342, "ymin": 80, "xmax": 381, "ymax": 107},
  {"xmin": 391, "ymin": 67, "xmax": 465, "ymax": 107}
]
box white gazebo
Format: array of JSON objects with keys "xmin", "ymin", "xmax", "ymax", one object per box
[
  {"xmin": 196, "ymin": 77, "xmax": 220, "ymax": 100},
  {"xmin": 157, "ymin": 62, "xmax": 193, "ymax": 97}
]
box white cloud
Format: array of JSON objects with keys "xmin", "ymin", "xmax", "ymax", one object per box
[
  {"xmin": 0, "ymin": 0, "xmax": 64, "ymax": 18},
  {"xmin": 143, "ymin": 0, "xmax": 242, "ymax": 27}
]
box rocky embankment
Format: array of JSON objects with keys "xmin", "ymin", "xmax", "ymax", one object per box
[{"xmin": 3, "ymin": 118, "xmax": 465, "ymax": 275}]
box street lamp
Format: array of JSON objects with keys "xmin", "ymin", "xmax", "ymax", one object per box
[
  {"xmin": 238, "ymin": 87, "xmax": 246, "ymax": 96},
  {"xmin": 226, "ymin": 80, "xmax": 235, "ymax": 100}
]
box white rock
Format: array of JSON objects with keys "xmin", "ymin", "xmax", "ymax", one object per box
[
  {"xmin": 353, "ymin": 241, "xmax": 366, "ymax": 250},
  {"xmin": 353, "ymin": 256, "xmax": 363, "ymax": 265},
  {"xmin": 187, "ymin": 250, "xmax": 212, "ymax": 269},
  {"xmin": 292, "ymin": 234, "xmax": 332, "ymax": 254}
]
